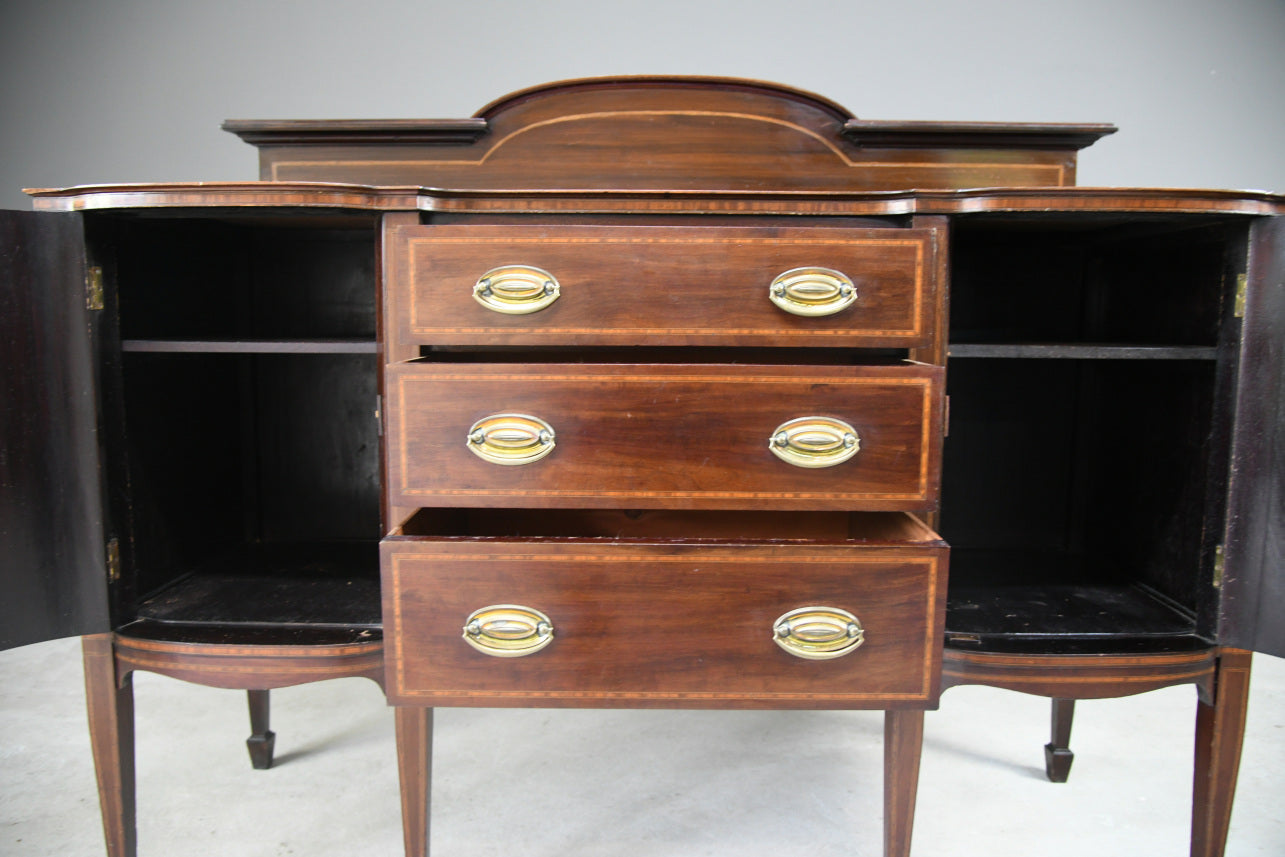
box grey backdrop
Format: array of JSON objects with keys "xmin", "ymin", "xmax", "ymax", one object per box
[
  {"xmin": 1, "ymin": 4, "xmax": 1283, "ymax": 855},
  {"xmin": 2, "ymin": 0, "xmax": 1283, "ymax": 211}
]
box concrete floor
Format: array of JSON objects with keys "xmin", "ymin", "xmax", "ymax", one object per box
[{"xmin": 1, "ymin": 637, "xmax": 1282, "ymax": 856}]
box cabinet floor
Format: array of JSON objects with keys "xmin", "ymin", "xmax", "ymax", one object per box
[{"xmin": 2, "ymin": 637, "xmax": 1281, "ymax": 857}]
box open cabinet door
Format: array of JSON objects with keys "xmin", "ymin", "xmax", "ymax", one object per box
[
  {"xmin": 0, "ymin": 209, "xmax": 110, "ymax": 649},
  {"xmin": 1220, "ymin": 215, "xmax": 1285, "ymax": 658}
]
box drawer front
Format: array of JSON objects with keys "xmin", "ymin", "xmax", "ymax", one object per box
[
  {"xmin": 382, "ymin": 538, "xmax": 947, "ymax": 708},
  {"xmin": 386, "ymin": 224, "xmax": 937, "ymax": 348},
  {"xmin": 386, "ymin": 362, "xmax": 944, "ymax": 511}
]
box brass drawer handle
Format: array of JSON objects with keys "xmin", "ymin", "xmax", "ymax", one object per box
[
  {"xmin": 467, "ymin": 413, "xmax": 556, "ymax": 465},
  {"xmin": 463, "ymin": 605, "xmax": 555, "ymax": 657},
  {"xmin": 769, "ymin": 416, "xmax": 860, "ymax": 468},
  {"xmin": 473, "ymin": 265, "xmax": 560, "ymax": 314},
  {"xmin": 769, "ymin": 267, "xmax": 857, "ymax": 317},
  {"xmin": 773, "ymin": 606, "xmax": 865, "ymax": 660}
]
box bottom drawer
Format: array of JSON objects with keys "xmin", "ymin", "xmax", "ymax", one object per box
[{"xmin": 382, "ymin": 511, "xmax": 948, "ymax": 708}]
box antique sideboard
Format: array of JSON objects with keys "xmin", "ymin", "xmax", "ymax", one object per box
[{"xmin": 2, "ymin": 77, "xmax": 1281, "ymax": 856}]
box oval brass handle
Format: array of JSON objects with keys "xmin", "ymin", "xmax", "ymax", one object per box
[
  {"xmin": 473, "ymin": 265, "xmax": 560, "ymax": 314},
  {"xmin": 467, "ymin": 414, "xmax": 556, "ymax": 465},
  {"xmin": 773, "ymin": 606, "xmax": 865, "ymax": 660},
  {"xmin": 463, "ymin": 605, "xmax": 555, "ymax": 657},
  {"xmin": 769, "ymin": 416, "xmax": 860, "ymax": 468},
  {"xmin": 768, "ymin": 267, "xmax": 857, "ymax": 317}
]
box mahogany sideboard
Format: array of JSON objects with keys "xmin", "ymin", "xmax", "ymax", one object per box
[{"xmin": 2, "ymin": 78, "xmax": 1281, "ymax": 857}]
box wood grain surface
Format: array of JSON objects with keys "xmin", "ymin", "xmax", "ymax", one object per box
[
  {"xmin": 386, "ymin": 223, "xmax": 937, "ymax": 349},
  {"xmin": 382, "ymin": 534, "xmax": 946, "ymax": 707},
  {"xmin": 386, "ymin": 362, "xmax": 943, "ymax": 511}
]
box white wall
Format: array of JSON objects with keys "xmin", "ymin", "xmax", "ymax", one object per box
[{"xmin": 2, "ymin": 0, "xmax": 1283, "ymax": 210}]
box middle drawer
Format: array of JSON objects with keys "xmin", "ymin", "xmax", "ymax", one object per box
[{"xmin": 385, "ymin": 362, "xmax": 944, "ymax": 511}]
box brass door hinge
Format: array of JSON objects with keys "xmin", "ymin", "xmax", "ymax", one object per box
[
  {"xmin": 1233, "ymin": 274, "xmax": 1247, "ymax": 318},
  {"xmin": 1212, "ymin": 544, "xmax": 1225, "ymax": 589},
  {"xmin": 105, "ymin": 537, "xmax": 121, "ymax": 583},
  {"xmin": 86, "ymin": 266, "xmax": 104, "ymax": 311}
]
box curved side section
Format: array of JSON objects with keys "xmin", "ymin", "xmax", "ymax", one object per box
[
  {"xmin": 26, "ymin": 182, "xmax": 420, "ymax": 212},
  {"xmin": 112, "ymin": 633, "xmax": 386, "ymax": 691},
  {"xmin": 941, "ymin": 647, "xmax": 1218, "ymax": 701}
]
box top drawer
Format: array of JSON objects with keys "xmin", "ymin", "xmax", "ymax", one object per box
[{"xmin": 385, "ymin": 224, "xmax": 938, "ymax": 350}]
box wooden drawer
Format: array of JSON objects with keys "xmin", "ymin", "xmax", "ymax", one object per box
[
  {"xmin": 385, "ymin": 224, "xmax": 938, "ymax": 349},
  {"xmin": 385, "ymin": 362, "xmax": 944, "ymax": 511},
  {"xmin": 381, "ymin": 511, "xmax": 948, "ymax": 708}
]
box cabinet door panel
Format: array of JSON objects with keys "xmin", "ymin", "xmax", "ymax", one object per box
[
  {"xmin": 1221, "ymin": 216, "xmax": 1285, "ymax": 657},
  {"xmin": 0, "ymin": 210, "xmax": 110, "ymax": 649}
]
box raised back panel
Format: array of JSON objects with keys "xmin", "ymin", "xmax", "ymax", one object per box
[{"xmin": 225, "ymin": 76, "xmax": 1113, "ymax": 191}]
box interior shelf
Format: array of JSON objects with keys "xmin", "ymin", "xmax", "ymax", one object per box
[
  {"xmin": 134, "ymin": 541, "xmax": 381, "ymax": 630},
  {"xmin": 98, "ymin": 216, "xmax": 378, "ymax": 344},
  {"xmin": 122, "ymin": 339, "xmax": 377, "ymax": 354},
  {"xmin": 948, "ymin": 344, "xmax": 1217, "ymax": 360},
  {"xmin": 115, "ymin": 622, "xmax": 381, "ymax": 646},
  {"xmin": 945, "ymin": 581, "xmax": 1203, "ymax": 655}
]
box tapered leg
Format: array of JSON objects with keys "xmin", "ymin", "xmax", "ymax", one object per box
[
  {"xmin": 1191, "ymin": 649, "xmax": 1252, "ymax": 857},
  {"xmin": 395, "ymin": 706, "xmax": 433, "ymax": 857},
  {"xmin": 884, "ymin": 709, "xmax": 924, "ymax": 857},
  {"xmin": 246, "ymin": 689, "xmax": 276, "ymax": 769},
  {"xmin": 82, "ymin": 634, "xmax": 137, "ymax": 857},
  {"xmin": 1044, "ymin": 698, "xmax": 1075, "ymax": 782}
]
